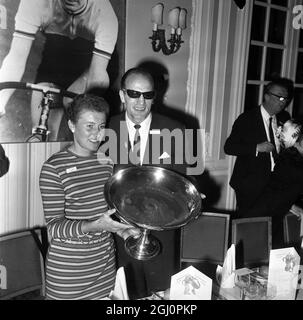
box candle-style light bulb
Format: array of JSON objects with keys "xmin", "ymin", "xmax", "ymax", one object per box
[
  {"xmin": 151, "ymin": 3, "xmax": 164, "ymax": 31},
  {"xmin": 168, "ymin": 7, "xmax": 180, "ymax": 34},
  {"xmin": 179, "ymin": 8, "xmax": 187, "ymax": 29},
  {"xmin": 177, "ymin": 8, "xmax": 187, "ymax": 36}
]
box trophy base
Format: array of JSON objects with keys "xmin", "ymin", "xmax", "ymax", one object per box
[{"xmin": 124, "ymin": 230, "xmax": 161, "ymax": 261}]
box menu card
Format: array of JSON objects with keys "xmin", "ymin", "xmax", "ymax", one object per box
[
  {"xmin": 267, "ymin": 247, "xmax": 300, "ymax": 300},
  {"xmin": 169, "ymin": 265, "xmax": 212, "ymax": 300},
  {"xmin": 108, "ymin": 267, "xmax": 129, "ymax": 300}
]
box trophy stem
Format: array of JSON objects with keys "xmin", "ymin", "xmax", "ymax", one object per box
[{"xmin": 124, "ymin": 228, "xmax": 161, "ymax": 260}]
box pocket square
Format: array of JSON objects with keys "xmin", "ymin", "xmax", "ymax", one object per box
[
  {"xmin": 150, "ymin": 129, "xmax": 161, "ymax": 134},
  {"xmin": 159, "ymin": 152, "xmax": 170, "ymax": 159}
]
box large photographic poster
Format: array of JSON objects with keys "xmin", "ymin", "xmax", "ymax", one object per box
[{"xmin": 0, "ymin": 0, "xmax": 125, "ymax": 143}]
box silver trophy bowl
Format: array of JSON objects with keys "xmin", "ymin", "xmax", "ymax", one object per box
[{"xmin": 105, "ymin": 166, "xmax": 202, "ymax": 260}]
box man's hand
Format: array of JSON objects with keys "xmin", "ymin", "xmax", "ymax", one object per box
[
  {"xmin": 257, "ymin": 141, "xmax": 275, "ymax": 153},
  {"xmin": 0, "ymin": 36, "xmax": 33, "ymax": 118}
]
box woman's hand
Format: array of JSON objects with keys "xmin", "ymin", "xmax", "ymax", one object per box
[
  {"xmin": 81, "ymin": 208, "xmax": 141, "ymax": 238},
  {"xmin": 257, "ymin": 141, "xmax": 275, "ymax": 153}
]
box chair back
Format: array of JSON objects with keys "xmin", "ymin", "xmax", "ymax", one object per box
[
  {"xmin": 232, "ymin": 217, "xmax": 272, "ymax": 268},
  {"xmin": 0, "ymin": 227, "xmax": 46, "ymax": 300},
  {"xmin": 180, "ymin": 212, "xmax": 230, "ymax": 268},
  {"xmin": 283, "ymin": 212, "xmax": 301, "ymax": 249}
]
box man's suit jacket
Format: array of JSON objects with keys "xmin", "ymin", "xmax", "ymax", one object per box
[
  {"xmin": 244, "ymin": 146, "xmax": 303, "ymax": 248},
  {"xmin": 108, "ymin": 112, "xmax": 187, "ymax": 175},
  {"xmin": 224, "ymin": 106, "xmax": 290, "ymax": 210},
  {"xmin": 107, "ymin": 112, "xmax": 189, "ymax": 299}
]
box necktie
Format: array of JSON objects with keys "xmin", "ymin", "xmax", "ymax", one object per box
[
  {"xmin": 130, "ymin": 124, "xmax": 141, "ymax": 165},
  {"xmin": 269, "ymin": 117, "xmax": 278, "ymax": 162}
]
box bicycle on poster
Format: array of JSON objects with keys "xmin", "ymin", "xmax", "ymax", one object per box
[{"xmin": 0, "ymin": 81, "xmax": 76, "ymax": 142}]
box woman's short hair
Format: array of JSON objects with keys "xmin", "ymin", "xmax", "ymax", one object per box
[
  {"xmin": 67, "ymin": 94, "xmax": 110, "ymax": 123},
  {"xmin": 279, "ymin": 119, "xmax": 303, "ymax": 148}
]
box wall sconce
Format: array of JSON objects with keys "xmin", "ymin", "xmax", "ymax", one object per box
[{"xmin": 150, "ymin": 3, "xmax": 187, "ymax": 55}]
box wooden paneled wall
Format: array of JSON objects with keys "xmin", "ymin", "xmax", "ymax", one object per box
[{"xmin": 0, "ymin": 142, "xmax": 68, "ymax": 234}]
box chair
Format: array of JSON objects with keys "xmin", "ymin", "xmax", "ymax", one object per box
[
  {"xmin": 0, "ymin": 227, "xmax": 47, "ymax": 300},
  {"xmin": 231, "ymin": 217, "xmax": 272, "ymax": 269},
  {"xmin": 283, "ymin": 212, "xmax": 302, "ymax": 250},
  {"xmin": 180, "ymin": 212, "xmax": 230, "ymax": 278}
]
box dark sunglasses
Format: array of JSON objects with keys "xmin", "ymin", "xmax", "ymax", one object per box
[
  {"xmin": 268, "ymin": 92, "xmax": 289, "ymax": 102},
  {"xmin": 124, "ymin": 89, "xmax": 155, "ymax": 100}
]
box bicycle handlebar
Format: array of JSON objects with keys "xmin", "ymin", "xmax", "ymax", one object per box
[{"xmin": 0, "ymin": 81, "xmax": 77, "ymax": 99}]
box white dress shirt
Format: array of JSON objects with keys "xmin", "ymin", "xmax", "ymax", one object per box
[
  {"xmin": 260, "ymin": 105, "xmax": 280, "ymax": 171},
  {"xmin": 125, "ymin": 113, "xmax": 152, "ymax": 165}
]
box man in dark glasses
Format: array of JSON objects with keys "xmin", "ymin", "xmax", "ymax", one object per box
[
  {"xmin": 224, "ymin": 77, "xmax": 293, "ymax": 247},
  {"xmin": 108, "ymin": 67, "xmax": 189, "ymax": 299}
]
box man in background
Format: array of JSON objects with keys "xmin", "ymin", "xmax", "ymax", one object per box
[
  {"xmin": 224, "ymin": 78, "xmax": 293, "ymax": 215},
  {"xmin": 224, "ymin": 78, "xmax": 293, "ymax": 248}
]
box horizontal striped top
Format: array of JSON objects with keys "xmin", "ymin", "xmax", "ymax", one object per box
[{"xmin": 39, "ymin": 148, "xmax": 114, "ymax": 242}]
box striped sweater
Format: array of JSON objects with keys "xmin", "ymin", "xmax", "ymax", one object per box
[{"xmin": 39, "ymin": 148, "xmax": 116, "ymax": 300}]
